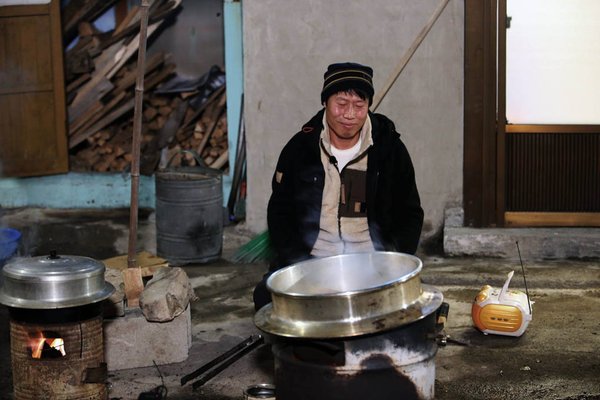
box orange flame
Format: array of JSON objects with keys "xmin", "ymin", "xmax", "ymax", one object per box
[{"xmin": 30, "ymin": 336, "xmax": 66, "ymax": 359}]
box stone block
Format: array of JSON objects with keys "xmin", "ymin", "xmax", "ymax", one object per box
[{"xmin": 103, "ymin": 305, "xmax": 191, "ymax": 371}]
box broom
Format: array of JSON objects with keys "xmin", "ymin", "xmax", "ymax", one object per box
[
  {"xmin": 232, "ymin": 0, "xmax": 450, "ymax": 264},
  {"xmin": 232, "ymin": 230, "xmax": 273, "ymax": 263}
]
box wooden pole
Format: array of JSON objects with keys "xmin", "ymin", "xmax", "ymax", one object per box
[
  {"xmin": 123, "ymin": 0, "xmax": 150, "ymax": 308},
  {"xmin": 371, "ymin": 0, "xmax": 451, "ymax": 111}
]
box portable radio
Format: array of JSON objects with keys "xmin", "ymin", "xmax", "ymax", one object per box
[{"xmin": 471, "ymin": 270, "xmax": 533, "ymax": 337}]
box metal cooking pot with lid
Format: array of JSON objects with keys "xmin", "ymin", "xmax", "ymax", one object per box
[
  {"xmin": 0, "ymin": 252, "xmax": 115, "ymax": 309},
  {"xmin": 254, "ymin": 252, "xmax": 443, "ymax": 339}
]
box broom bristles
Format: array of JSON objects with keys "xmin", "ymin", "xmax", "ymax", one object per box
[{"xmin": 232, "ymin": 230, "xmax": 273, "ymax": 263}]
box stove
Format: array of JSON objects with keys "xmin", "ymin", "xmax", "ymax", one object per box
[
  {"xmin": 254, "ymin": 252, "xmax": 445, "ymax": 400},
  {"xmin": 0, "ymin": 253, "xmax": 114, "ymax": 400},
  {"xmin": 271, "ymin": 312, "xmax": 438, "ymax": 400}
]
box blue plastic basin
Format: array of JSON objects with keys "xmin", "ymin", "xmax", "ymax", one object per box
[{"xmin": 0, "ymin": 228, "xmax": 21, "ymax": 262}]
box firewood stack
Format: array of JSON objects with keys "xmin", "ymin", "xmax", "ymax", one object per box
[{"xmin": 64, "ymin": 0, "xmax": 230, "ymax": 174}]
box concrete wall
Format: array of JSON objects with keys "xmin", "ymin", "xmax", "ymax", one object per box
[
  {"xmin": 242, "ymin": 0, "xmax": 464, "ymax": 243},
  {"xmin": 146, "ymin": 0, "xmax": 225, "ymax": 78}
]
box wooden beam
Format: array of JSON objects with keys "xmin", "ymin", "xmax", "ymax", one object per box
[
  {"xmin": 505, "ymin": 212, "xmax": 600, "ymax": 227},
  {"xmin": 371, "ymin": 0, "xmax": 451, "ymax": 110},
  {"xmin": 506, "ymin": 124, "xmax": 600, "ymax": 134},
  {"xmin": 69, "ymin": 98, "xmax": 135, "ymax": 148}
]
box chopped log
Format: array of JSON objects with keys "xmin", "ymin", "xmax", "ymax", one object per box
[
  {"xmin": 210, "ymin": 149, "xmax": 229, "ymax": 169},
  {"xmin": 180, "ymin": 85, "xmax": 225, "ymax": 130},
  {"xmin": 149, "ymin": 96, "xmax": 169, "ymax": 107},
  {"xmin": 158, "ymin": 106, "xmax": 172, "ymax": 116},
  {"xmin": 196, "ymin": 105, "xmax": 225, "ymax": 155},
  {"xmin": 147, "ymin": 115, "xmax": 166, "ymax": 130},
  {"xmin": 143, "ymin": 107, "xmax": 158, "ymax": 121}
]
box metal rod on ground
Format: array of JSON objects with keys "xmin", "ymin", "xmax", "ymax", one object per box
[
  {"xmin": 192, "ymin": 335, "xmax": 265, "ymax": 390},
  {"xmin": 371, "ymin": 0, "xmax": 451, "ymax": 111},
  {"xmin": 181, "ymin": 334, "xmax": 263, "ymax": 386},
  {"xmin": 124, "ymin": 0, "xmax": 151, "ymax": 308}
]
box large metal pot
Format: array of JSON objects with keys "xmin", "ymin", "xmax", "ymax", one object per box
[
  {"xmin": 0, "ymin": 252, "xmax": 114, "ymax": 309},
  {"xmin": 254, "ymin": 252, "xmax": 443, "ymax": 338}
]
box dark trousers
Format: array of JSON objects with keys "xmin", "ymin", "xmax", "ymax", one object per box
[{"xmin": 252, "ymin": 272, "xmax": 273, "ymax": 311}]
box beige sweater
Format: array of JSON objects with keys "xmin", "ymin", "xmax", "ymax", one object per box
[{"xmin": 310, "ymin": 114, "xmax": 375, "ymax": 257}]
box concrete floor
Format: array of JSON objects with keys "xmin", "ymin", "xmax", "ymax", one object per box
[{"xmin": 1, "ymin": 209, "xmax": 600, "ymax": 399}]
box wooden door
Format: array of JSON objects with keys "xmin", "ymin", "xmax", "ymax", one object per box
[
  {"xmin": 0, "ymin": 0, "xmax": 68, "ymax": 177},
  {"xmin": 464, "ymin": 0, "xmax": 600, "ymax": 227}
]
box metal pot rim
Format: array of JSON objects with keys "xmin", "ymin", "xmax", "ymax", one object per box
[
  {"xmin": 266, "ymin": 252, "xmax": 423, "ymax": 298},
  {"xmin": 0, "ymin": 254, "xmax": 115, "ymax": 309},
  {"xmin": 254, "ymin": 284, "xmax": 443, "ymax": 339},
  {"xmin": 0, "ymin": 283, "xmax": 115, "ymax": 309}
]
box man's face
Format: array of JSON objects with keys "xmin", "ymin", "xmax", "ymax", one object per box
[{"xmin": 325, "ymin": 91, "xmax": 369, "ymax": 149}]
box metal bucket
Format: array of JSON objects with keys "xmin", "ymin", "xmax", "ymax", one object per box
[{"xmin": 155, "ymin": 153, "xmax": 223, "ymax": 265}]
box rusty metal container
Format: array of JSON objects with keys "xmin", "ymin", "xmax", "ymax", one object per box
[{"xmin": 155, "ymin": 157, "xmax": 223, "ymax": 265}]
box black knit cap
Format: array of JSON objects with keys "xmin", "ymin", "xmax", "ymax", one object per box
[{"xmin": 321, "ymin": 62, "xmax": 374, "ymax": 105}]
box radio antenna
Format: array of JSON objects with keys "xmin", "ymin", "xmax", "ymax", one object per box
[{"xmin": 516, "ymin": 241, "xmax": 532, "ymax": 314}]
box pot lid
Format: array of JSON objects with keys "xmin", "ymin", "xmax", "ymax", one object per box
[{"xmin": 0, "ymin": 252, "xmax": 115, "ymax": 309}]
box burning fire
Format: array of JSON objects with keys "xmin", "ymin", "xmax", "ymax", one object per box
[{"xmin": 29, "ymin": 333, "xmax": 66, "ymax": 359}]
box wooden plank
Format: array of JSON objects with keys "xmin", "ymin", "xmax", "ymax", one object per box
[
  {"xmin": 0, "ymin": 0, "xmax": 68, "ymax": 177},
  {"xmin": 114, "ymin": 4, "xmax": 140, "ymax": 35},
  {"xmin": 505, "ymin": 212, "xmax": 600, "ymax": 227},
  {"xmin": 371, "ymin": 0, "xmax": 451, "ymax": 110},
  {"xmin": 113, "ymin": 51, "xmax": 166, "ymax": 94},
  {"xmin": 0, "ymin": 84, "xmax": 54, "ymax": 96},
  {"xmin": 142, "ymin": 62, "xmax": 176, "ymax": 90},
  {"xmin": 496, "ymin": 0, "xmax": 507, "ymax": 226},
  {"xmin": 70, "ymin": 92, "xmax": 127, "ymax": 138},
  {"xmin": 463, "ymin": 0, "xmax": 499, "ymax": 227},
  {"xmin": 103, "ymin": 251, "xmax": 169, "ymax": 277},
  {"xmin": 68, "ymin": 17, "xmax": 164, "ymax": 123},
  {"xmin": 68, "ymin": 76, "xmax": 114, "ymax": 123},
  {"xmin": 0, "ymin": 4, "xmax": 48, "ymax": 17},
  {"xmin": 69, "ymin": 97, "xmax": 135, "ymax": 148},
  {"xmin": 506, "ymin": 124, "xmax": 600, "ymax": 134},
  {"xmin": 122, "ymin": 268, "xmax": 144, "ymax": 308},
  {"xmin": 106, "ymin": 21, "xmax": 161, "ymax": 79},
  {"xmin": 69, "ymin": 100, "xmax": 103, "ymax": 134},
  {"xmin": 66, "ymin": 72, "xmax": 91, "ymax": 93}
]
